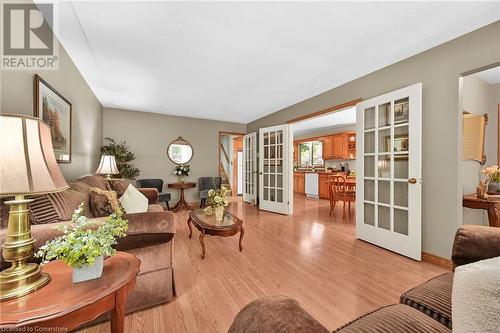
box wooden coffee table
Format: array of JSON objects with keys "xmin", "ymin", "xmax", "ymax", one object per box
[
  {"xmin": 187, "ymin": 208, "xmax": 244, "ymax": 259},
  {"xmin": 0, "ymin": 251, "xmax": 140, "ymax": 333}
]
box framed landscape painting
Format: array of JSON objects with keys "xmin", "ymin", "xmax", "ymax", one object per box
[{"xmin": 34, "ymin": 74, "xmax": 72, "ymax": 163}]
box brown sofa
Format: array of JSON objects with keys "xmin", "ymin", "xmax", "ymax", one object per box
[
  {"xmin": 0, "ymin": 175, "xmax": 175, "ymax": 318},
  {"xmin": 228, "ymin": 225, "xmax": 500, "ymax": 333}
]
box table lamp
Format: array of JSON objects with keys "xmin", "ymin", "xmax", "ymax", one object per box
[
  {"xmin": 95, "ymin": 155, "xmax": 119, "ymax": 179},
  {"xmin": 0, "ymin": 114, "xmax": 69, "ymax": 301}
]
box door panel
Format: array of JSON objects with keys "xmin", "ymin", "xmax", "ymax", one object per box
[
  {"xmin": 356, "ymin": 83, "xmax": 422, "ymax": 260},
  {"xmin": 259, "ymin": 125, "xmax": 293, "ymax": 215},
  {"xmin": 242, "ymin": 133, "xmax": 257, "ymax": 204}
]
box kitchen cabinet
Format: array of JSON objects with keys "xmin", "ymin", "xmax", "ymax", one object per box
[
  {"xmin": 293, "ymin": 173, "xmax": 305, "ymax": 193},
  {"xmin": 321, "ymin": 132, "xmax": 356, "ymax": 160},
  {"xmin": 318, "ymin": 173, "xmax": 330, "ymax": 199}
]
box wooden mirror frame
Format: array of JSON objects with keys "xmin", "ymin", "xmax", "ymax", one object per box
[{"xmin": 167, "ymin": 136, "xmax": 194, "ymax": 165}]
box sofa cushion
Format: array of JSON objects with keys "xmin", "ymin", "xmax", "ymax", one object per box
[
  {"xmin": 47, "ymin": 188, "xmax": 92, "ymax": 220},
  {"xmin": 228, "ymin": 296, "xmax": 329, "ymax": 333},
  {"xmin": 400, "ymin": 272, "xmax": 453, "ymax": 329},
  {"xmin": 335, "ymin": 304, "xmax": 451, "ymax": 333},
  {"xmin": 89, "ymin": 187, "xmax": 122, "ymax": 216},
  {"xmin": 75, "ymin": 175, "xmax": 111, "ymax": 191},
  {"xmin": 107, "ymin": 178, "xmax": 129, "ymax": 197}
]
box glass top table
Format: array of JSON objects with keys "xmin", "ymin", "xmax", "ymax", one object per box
[{"xmin": 187, "ymin": 209, "xmax": 244, "ymax": 259}]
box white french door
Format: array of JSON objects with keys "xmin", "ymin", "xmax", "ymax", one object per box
[
  {"xmin": 242, "ymin": 132, "xmax": 257, "ymax": 204},
  {"xmin": 259, "ymin": 124, "xmax": 293, "ymax": 215},
  {"xmin": 356, "ymin": 83, "xmax": 422, "ymax": 260}
]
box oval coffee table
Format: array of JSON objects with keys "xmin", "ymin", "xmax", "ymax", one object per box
[
  {"xmin": 187, "ymin": 208, "xmax": 244, "ymax": 259},
  {"xmin": 0, "ymin": 251, "xmax": 140, "ymax": 333}
]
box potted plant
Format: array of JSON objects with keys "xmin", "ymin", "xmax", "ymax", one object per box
[
  {"xmin": 101, "ymin": 137, "xmax": 140, "ymax": 180},
  {"xmin": 203, "ymin": 186, "xmax": 229, "ymax": 221},
  {"xmin": 35, "ymin": 203, "xmax": 128, "ymax": 283},
  {"xmin": 482, "ymin": 165, "xmax": 500, "ymax": 193},
  {"xmin": 174, "ymin": 164, "xmax": 190, "ymax": 183}
]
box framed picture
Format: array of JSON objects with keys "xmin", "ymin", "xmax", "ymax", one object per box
[
  {"xmin": 394, "ymin": 100, "xmax": 409, "ymax": 124},
  {"xmin": 385, "ymin": 134, "xmax": 409, "ymax": 160},
  {"xmin": 34, "ymin": 74, "xmax": 72, "ymax": 163}
]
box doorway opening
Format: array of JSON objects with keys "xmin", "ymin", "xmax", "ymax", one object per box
[
  {"xmin": 219, "ymin": 132, "xmax": 244, "ymax": 197},
  {"xmin": 290, "ymin": 105, "xmax": 357, "ymax": 219},
  {"xmin": 460, "ymin": 64, "xmax": 500, "ymax": 228}
]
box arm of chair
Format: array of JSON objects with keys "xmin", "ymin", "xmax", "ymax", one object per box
[
  {"xmin": 138, "ymin": 188, "xmax": 159, "ymax": 204},
  {"xmin": 451, "ymin": 224, "xmax": 500, "ymax": 269},
  {"xmin": 228, "ymin": 296, "xmax": 329, "ymax": 333}
]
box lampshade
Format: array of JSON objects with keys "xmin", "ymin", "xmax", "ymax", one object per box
[
  {"xmin": 0, "ymin": 114, "xmax": 68, "ymax": 197},
  {"xmin": 95, "ymin": 155, "xmax": 119, "ymax": 175}
]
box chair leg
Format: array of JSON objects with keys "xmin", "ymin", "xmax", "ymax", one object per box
[{"xmin": 166, "ymin": 201, "xmax": 170, "ymax": 211}]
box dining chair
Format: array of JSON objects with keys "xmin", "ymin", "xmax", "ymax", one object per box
[
  {"xmin": 328, "ymin": 175, "xmax": 356, "ymax": 218},
  {"xmin": 198, "ymin": 177, "xmax": 222, "ymax": 208}
]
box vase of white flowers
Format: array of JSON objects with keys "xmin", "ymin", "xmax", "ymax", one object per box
[
  {"xmin": 35, "ymin": 203, "xmax": 128, "ymax": 283},
  {"xmin": 174, "ymin": 164, "xmax": 190, "ymax": 183},
  {"xmin": 203, "ymin": 186, "xmax": 229, "ymax": 221}
]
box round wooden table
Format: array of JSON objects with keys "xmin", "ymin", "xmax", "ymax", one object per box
[
  {"xmin": 0, "ymin": 252, "xmax": 140, "ymax": 333},
  {"xmin": 187, "ymin": 208, "xmax": 244, "ymax": 259},
  {"xmin": 168, "ymin": 182, "xmax": 197, "ymax": 212}
]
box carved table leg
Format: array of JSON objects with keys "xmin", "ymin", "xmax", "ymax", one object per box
[
  {"xmin": 110, "ymin": 287, "xmax": 127, "ymax": 333},
  {"xmin": 199, "ymin": 229, "xmax": 206, "ymax": 259},
  {"xmin": 487, "ymin": 204, "xmax": 500, "ymax": 227},
  {"xmin": 239, "ymin": 226, "xmax": 244, "ymax": 252},
  {"xmin": 187, "ymin": 217, "xmax": 193, "ymax": 239}
]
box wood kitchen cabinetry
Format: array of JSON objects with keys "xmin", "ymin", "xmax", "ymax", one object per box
[
  {"xmin": 322, "ymin": 132, "xmax": 356, "ymax": 160},
  {"xmin": 318, "ymin": 173, "xmax": 330, "ymax": 199},
  {"xmin": 293, "ymin": 173, "xmax": 305, "ymax": 193}
]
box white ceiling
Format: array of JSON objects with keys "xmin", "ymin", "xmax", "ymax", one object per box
[
  {"xmin": 292, "ymin": 106, "xmax": 356, "ymax": 137},
  {"xmin": 44, "ymin": 1, "xmax": 499, "ymax": 123},
  {"xmin": 475, "ymin": 66, "xmax": 500, "ymax": 85}
]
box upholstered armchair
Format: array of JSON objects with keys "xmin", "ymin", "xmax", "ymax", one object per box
[
  {"xmin": 136, "ymin": 179, "xmax": 171, "ymax": 210},
  {"xmin": 198, "ymin": 177, "xmax": 222, "ymax": 207}
]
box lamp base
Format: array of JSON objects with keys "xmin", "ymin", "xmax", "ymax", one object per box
[
  {"xmin": 0, "ymin": 263, "xmax": 50, "ymax": 301},
  {"xmin": 0, "ymin": 196, "xmax": 51, "ymax": 301}
]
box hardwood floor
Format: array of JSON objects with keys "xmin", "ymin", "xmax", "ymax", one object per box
[{"xmin": 80, "ymin": 194, "xmax": 447, "ymax": 333}]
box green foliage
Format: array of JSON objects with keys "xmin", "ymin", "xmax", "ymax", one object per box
[
  {"xmin": 35, "ymin": 203, "xmax": 128, "ymax": 268},
  {"xmin": 101, "ymin": 137, "xmax": 140, "ymax": 180}
]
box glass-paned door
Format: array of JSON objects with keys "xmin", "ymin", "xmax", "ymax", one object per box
[
  {"xmin": 259, "ymin": 124, "xmax": 293, "ymax": 215},
  {"xmin": 356, "ymin": 83, "xmax": 422, "ymax": 260},
  {"xmin": 243, "ymin": 132, "xmax": 257, "ymax": 204}
]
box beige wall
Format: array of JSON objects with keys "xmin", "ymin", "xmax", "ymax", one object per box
[
  {"xmin": 248, "ymin": 21, "xmax": 500, "ymax": 259},
  {"xmin": 103, "ymin": 108, "xmax": 246, "ymax": 202},
  {"xmin": 0, "ymin": 48, "xmax": 103, "ymax": 181},
  {"xmin": 462, "ymin": 74, "xmax": 500, "ymax": 226}
]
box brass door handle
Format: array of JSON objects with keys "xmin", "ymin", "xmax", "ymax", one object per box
[{"xmin": 408, "ymin": 178, "xmax": 417, "ymax": 184}]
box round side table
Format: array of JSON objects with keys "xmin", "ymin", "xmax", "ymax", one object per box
[
  {"xmin": 168, "ymin": 182, "xmax": 197, "ymax": 212},
  {"xmin": 0, "ymin": 251, "xmax": 140, "ymax": 333}
]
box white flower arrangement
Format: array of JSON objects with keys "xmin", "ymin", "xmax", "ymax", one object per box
[
  {"xmin": 203, "ymin": 186, "xmax": 229, "ymax": 215},
  {"xmin": 174, "ymin": 164, "xmax": 190, "ymax": 176}
]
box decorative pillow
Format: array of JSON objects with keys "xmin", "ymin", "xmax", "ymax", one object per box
[
  {"xmin": 29, "ymin": 195, "xmax": 60, "ymax": 224},
  {"xmin": 107, "ymin": 179, "xmax": 129, "ymax": 197},
  {"xmin": 119, "ymin": 184, "xmax": 148, "ymax": 214},
  {"xmin": 89, "ymin": 187, "xmax": 122, "ymax": 217},
  {"xmin": 47, "ymin": 189, "xmax": 91, "ymax": 220},
  {"xmin": 452, "ymin": 256, "xmax": 500, "ymax": 333}
]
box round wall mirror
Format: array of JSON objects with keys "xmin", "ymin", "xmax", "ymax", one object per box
[{"xmin": 167, "ymin": 137, "xmax": 193, "ymax": 164}]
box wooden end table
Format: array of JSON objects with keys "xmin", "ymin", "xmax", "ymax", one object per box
[
  {"xmin": 168, "ymin": 182, "xmax": 197, "ymax": 212},
  {"xmin": 0, "ymin": 251, "xmax": 140, "ymax": 333},
  {"xmin": 463, "ymin": 194, "xmax": 500, "ymax": 227},
  {"xmin": 187, "ymin": 208, "xmax": 244, "ymax": 259}
]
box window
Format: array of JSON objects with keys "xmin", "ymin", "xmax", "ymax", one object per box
[{"xmin": 299, "ymin": 141, "xmax": 323, "ymax": 166}]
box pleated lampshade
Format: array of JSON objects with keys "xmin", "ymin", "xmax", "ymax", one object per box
[{"xmin": 0, "ymin": 114, "xmax": 68, "ymax": 197}]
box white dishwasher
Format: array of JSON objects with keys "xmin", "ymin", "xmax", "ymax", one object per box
[{"xmin": 305, "ymin": 173, "xmax": 319, "ymax": 198}]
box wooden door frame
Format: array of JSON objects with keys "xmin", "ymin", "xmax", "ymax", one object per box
[
  {"xmin": 287, "ymin": 98, "xmax": 362, "ymax": 124},
  {"xmin": 232, "ymin": 136, "xmax": 243, "ymax": 195},
  {"xmin": 218, "ymin": 131, "xmax": 245, "ymax": 187}
]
